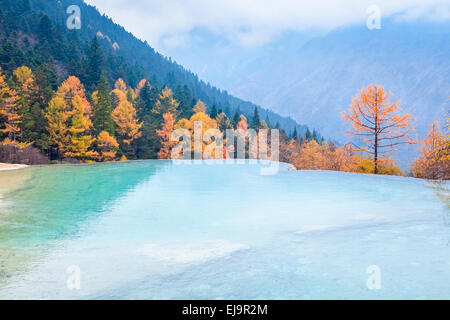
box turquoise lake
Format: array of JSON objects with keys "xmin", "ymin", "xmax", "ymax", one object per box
[{"xmin": 0, "ymin": 160, "xmax": 449, "ymax": 299}]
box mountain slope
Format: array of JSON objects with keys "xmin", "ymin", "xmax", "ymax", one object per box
[{"xmin": 0, "ymin": 0, "xmax": 307, "ymax": 134}]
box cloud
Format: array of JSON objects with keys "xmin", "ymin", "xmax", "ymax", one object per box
[{"xmin": 84, "ymin": 0, "xmax": 450, "ymax": 49}]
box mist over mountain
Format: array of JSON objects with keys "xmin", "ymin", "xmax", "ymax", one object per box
[{"xmin": 164, "ymin": 19, "xmax": 450, "ymax": 166}]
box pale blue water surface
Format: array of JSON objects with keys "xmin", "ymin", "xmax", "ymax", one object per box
[{"xmin": 0, "ymin": 160, "xmax": 449, "ymax": 299}]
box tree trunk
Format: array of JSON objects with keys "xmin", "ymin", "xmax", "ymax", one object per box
[{"xmin": 374, "ymin": 91, "xmax": 379, "ymax": 175}]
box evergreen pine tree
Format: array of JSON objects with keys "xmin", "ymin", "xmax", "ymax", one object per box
[
  {"xmin": 305, "ymin": 128, "xmax": 312, "ymax": 141},
  {"xmin": 85, "ymin": 37, "xmax": 104, "ymax": 90},
  {"xmin": 210, "ymin": 104, "xmax": 218, "ymax": 119},
  {"xmin": 92, "ymin": 74, "xmax": 114, "ymax": 136},
  {"xmin": 232, "ymin": 112, "xmax": 240, "ymax": 129},
  {"xmin": 312, "ymin": 129, "xmax": 319, "ymax": 142},
  {"xmin": 252, "ymin": 107, "xmax": 261, "ymax": 129},
  {"xmin": 292, "ymin": 127, "xmax": 298, "ymax": 141}
]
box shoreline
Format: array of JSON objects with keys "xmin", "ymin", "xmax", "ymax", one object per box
[{"xmin": 0, "ymin": 163, "xmax": 29, "ymax": 171}]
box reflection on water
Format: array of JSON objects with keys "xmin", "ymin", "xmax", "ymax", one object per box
[{"xmin": 0, "ymin": 161, "xmax": 449, "ymax": 299}]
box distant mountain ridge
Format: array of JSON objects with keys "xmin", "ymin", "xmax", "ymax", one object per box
[{"xmin": 167, "ymin": 19, "xmax": 450, "ymax": 166}]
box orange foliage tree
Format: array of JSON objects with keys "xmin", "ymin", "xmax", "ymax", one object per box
[
  {"xmin": 97, "ymin": 131, "xmax": 119, "ymax": 162},
  {"xmin": 343, "ymin": 84, "xmax": 414, "ymax": 174},
  {"xmin": 410, "ymin": 121, "xmax": 449, "ymax": 180},
  {"xmin": 45, "ymin": 76, "xmax": 96, "ymax": 160},
  {"xmin": 112, "ymin": 100, "xmax": 142, "ymax": 145},
  {"xmin": 156, "ymin": 112, "xmax": 175, "ymax": 159},
  {"xmin": 0, "ymin": 68, "xmax": 21, "ymax": 143}
]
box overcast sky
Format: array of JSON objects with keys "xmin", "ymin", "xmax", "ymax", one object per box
[{"xmin": 84, "ymin": 0, "xmax": 450, "ymax": 50}]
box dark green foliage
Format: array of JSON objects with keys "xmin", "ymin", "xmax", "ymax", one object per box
[
  {"xmin": 252, "ymin": 107, "xmax": 260, "ymax": 129},
  {"xmin": 209, "ymin": 104, "xmax": 217, "ymax": 119},
  {"xmin": 312, "ymin": 129, "xmax": 319, "ymax": 142},
  {"xmin": 305, "ymin": 128, "xmax": 312, "ymax": 141},
  {"xmin": 232, "ymin": 112, "xmax": 240, "ymax": 129},
  {"xmin": 174, "ymin": 84, "xmax": 194, "ymax": 120},
  {"xmin": 85, "ymin": 37, "xmax": 104, "ymax": 91},
  {"xmin": 92, "ymin": 74, "xmax": 114, "ymax": 135}
]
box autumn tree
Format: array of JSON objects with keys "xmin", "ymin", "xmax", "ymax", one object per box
[
  {"xmin": 0, "ymin": 68, "xmax": 21, "ymax": 143},
  {"xmin": 410, "ymin": 121, "xmax": 449, "ymax": 180},
  {"xmin": 112, "ymin": 99, "xmax": 142, "ymax": 145},
  {"xmin": 65, "ymin": 95, "xmax": 96, "ymax": 160},
  {"xmin": 156, "ymin": 112, "xmax": 175, "ymax": 159},
  {"xmin": 152, "ymin": 87, "xmax": 180, "ymax": 118},
  {"xmin": 45, "ymin": 96, "xmax": 70, "ymax": 157},
  {"xmin": 237, "ymin": 115, "xmax": 248, "ymax": 131},
  {"xmin": 12, "ymin": 66, "xmax": 45, "ymax": 144},
  {"xmin": 343, "ymin": 85, "xmax": 414, "ymax": 174},
  {"xmin": 46, "ymin": 76, "xmax": 96, "ymax": 160},
  {"xmin": 217, "ymin": 112, "xmax": 232, "ymax": 133},
  {"xmin": 97, "ymin": 131, "xmax": 119, "ymax": 162}
]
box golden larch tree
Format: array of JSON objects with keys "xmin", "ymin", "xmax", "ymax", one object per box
[
  {"xmin": 0, "ymin": 68, "xmax": 21, "ymax": 143},
  {"xmin": 192, "ymin": 100, "xmax": 207, "ymax": 114},
  {"xmin": 411, "ymin": 120, "xmax": 449, "ymax": 180},
  {"xmin": 65, "ymin": 95, "xmax": 96, "ymax": 160},
  {"xmin": 343, "ymin": 84, "xmax": 414, "ymax": 174},
  {"xmin": 45, "ymin": 96, "xmax": 70, "ymax": 157},
  {"xmin": 156, "ymin": 112, "xmax": 175, "ymax": 159},
  {"xmin": 112, "ymin": 99, "xmax": 142, "ymax": 144},
  {"xmin": 97, "ymin": 131, "xmax": 119, "ymax": 162}
]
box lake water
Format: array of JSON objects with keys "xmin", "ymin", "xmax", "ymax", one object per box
[{"xmin": 0, "ymin": 160, "xmax": 449, "ymax": 299}]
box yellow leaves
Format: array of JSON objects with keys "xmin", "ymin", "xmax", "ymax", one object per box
[
  {"xmin": 411, "ymin": 120, "xmax": 449, "ymax": 180},
  {"xmin": 156, "ymin": 112, "xmax": 175, "ymax": 160},
  {"xmin": 343, "ymin": 84, "xmax": 415, "ymax": 173},
  {"xmin": 56, "ymin": 76, "xmax": 92, "ymax": 114},
  {"xmin": 112, "ymin": 100, "xmax": 142, "ymax": 144},
  {"xmin": 192, "ymin": 100, "xmax": 206, "ymax": 113},
  {"xmin": 286, "ymin": 139, "xmax": 405, "ymax": 176},
  {"xmin": 97, "ymin": 131, "xmax": 119, "ymax": 162},
  {"xmin": 0, "ymin": 68, "xmax": 21, "ymax": 142},
  {"xmin": 135, "ymin": 79, "xmax": 148, "ymax": 96},
  {"xmin": 152, "ymin": 87, "xmax": 180, "ymax": 118},
  {"xmin": 0, "ymin": 138, "xmax": 33, "ymax": 149},
  {"xmin": 237, "ymin": 115, "xmax": 248, "ymax": 131},
  {"xmin": 13, "ymin": 66, "xmax": 33, "ymax": 84},
  {"xmin": 69, "ymin": 95, "xmax": 92, "ymax": 135},
  {"xmin": 114, "ymin": 78, "xmax": 127, "ymax": 92},
  {"xmin": 46, "ymin": 76, "xmax": 95, "ymax": 160}
]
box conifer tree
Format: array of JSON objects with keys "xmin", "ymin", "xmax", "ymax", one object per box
[
  {"xmin": 92, "ymin": 74, "xmax": 114, "ymax": 135},
  {"xmin": 252, "ymin": 107, "xmax": 260, "ymax": 129},
  {"xmin": 85, "ymin": 37, "xmax": 105, "ymax": 90},
  {"xmin": 210, "ymin": 104, "xmax": 218, "ymax": 119}
]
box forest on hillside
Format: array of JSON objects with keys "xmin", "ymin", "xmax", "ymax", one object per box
[
  {"xmin": 0, "ymin": 0, "xmax": 448, "ymax": 180},
  {"xmin": 0, "ymin": 0, "xmax": 305, "ymax": 134},
  {"xmin": 0, "ymin": 62, "xmax": 448, "ymax": 180}
]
